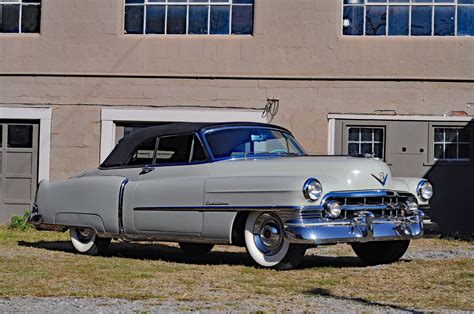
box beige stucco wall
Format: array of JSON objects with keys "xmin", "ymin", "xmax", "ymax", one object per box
[
  {"xmin": 1, "ymin": 77, "xmax": 472, "ymax": 180},
  {"xmin": 0, "ymin": 0, "xmax": 473, "ymax": 181},
  {"xmin": 0, "ymin": 0, "xmax": 473, "ymax": 78}
]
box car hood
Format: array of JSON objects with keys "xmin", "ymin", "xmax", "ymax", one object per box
[{"xmin": 208, "ymin": 156, "xmax": 395, "ymax": 195}]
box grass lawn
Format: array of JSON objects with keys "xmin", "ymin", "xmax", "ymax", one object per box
[{"xmin": 0, "ymin": 227, "xmax": 472, "ymax": 311}]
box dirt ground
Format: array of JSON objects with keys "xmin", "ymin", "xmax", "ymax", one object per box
[{"xmin": 0, "ymin": 228, "xmax": 472, "ymax": 312}]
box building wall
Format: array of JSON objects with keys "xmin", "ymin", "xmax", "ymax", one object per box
[
  {"xmin": 1, "ymin": 77, "xmax": 472, "ymax": 180},
  {"xmin": 1, "ymin": 0, "xmax": 473, "ymax": 181},
  {"xmin": 1, "ymin": 0, "xmax": 473, "ymax": 78}
]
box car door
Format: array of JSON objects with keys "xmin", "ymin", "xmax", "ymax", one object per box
[{"xmin": 125, "ymin": 133, "xmax": 210, "ymax": 236}]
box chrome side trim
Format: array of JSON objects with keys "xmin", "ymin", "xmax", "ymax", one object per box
[
  {"xmin": 118, "ymin": 178, "xmax": 129, "ymax": 234},
  {"xmin": 133, "ymin": 205, "xmax": 324, "ymax": 212},
  {"xmin": 120, "ymin": 233, "xmax": 231, "ymax": 244}
]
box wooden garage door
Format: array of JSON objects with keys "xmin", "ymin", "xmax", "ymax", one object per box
[{"xmin": 0, "ymin": 122, "xmax": 39, "ymax": 223}]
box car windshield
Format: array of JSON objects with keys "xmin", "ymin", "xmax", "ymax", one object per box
[{"xmin": 205, "ymin": 127, "xmax": 306, "ymax": 159}]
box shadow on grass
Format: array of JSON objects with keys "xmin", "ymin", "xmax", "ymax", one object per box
[
  {"xmin": 18, "ymin": 240, "xmax": 377, "ymax": 269},
  {"xmin": 304, "ymin": 288, "xmax": 422, "ymax": 313}
]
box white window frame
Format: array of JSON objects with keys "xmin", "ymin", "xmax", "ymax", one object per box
[
  {"xmin": 341, "ymin": 0, "xmax": 474, "ymax": 37},
  {"xmin": 0, "ymin": 0, "xmax": 41, "ymax": 34},
  {"xmin": 347, "ymin": 126, "xmax": 385, "ymax": 159},
  {"xmin": 327, "ymin": 114, "xmax": 473, "ymax": 155},
  {"xmin": 0, "ymin": 107, "xmax": 52, "ymax": 182},
  {"xmin": 100, "ymin": 108, "xmax": 266, "ymax": 163},
  {"xmin": 433, "ymin": 126, "xmax": 471, "ymax": 161},
  {"xmin": 124, "ymin": 0, "xmax": 254, "ymax": 35}
]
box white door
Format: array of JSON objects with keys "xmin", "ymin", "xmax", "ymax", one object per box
[{"xmin": 125, "ymin": 133, "xmax": 210, "ymax": 236}]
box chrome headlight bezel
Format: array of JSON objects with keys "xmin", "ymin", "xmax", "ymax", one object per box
[
  {"xmin": 325, "ymin": 200, "xmax": 342, "ymax": 218},
  {"xmin": 303, "ymin": 178, "xmax": 323, "ymax": 202},
  {"xmin": 417, "ymin": 179, "xmax": 433, "ymax": 201}
]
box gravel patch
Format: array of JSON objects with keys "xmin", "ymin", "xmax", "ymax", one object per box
[
  {"xmin": 403, "ymin": 248, "xmax": 474, "ymax": 261},
  {"xmin": 0, "ymin": 296, "xmax": 424, "ymax": 312},
  {"xmin": 309, "ymin": 243, "xmax": 474, "ymax": 261}
]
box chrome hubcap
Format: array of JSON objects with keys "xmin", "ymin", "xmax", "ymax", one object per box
[
  {"xmin": 253, "ymin": 213, "xmax": 284, "ymax": 256},
  {"xmin": 76, "ymin": 228, "xmax": 94, "ymax": 243}
]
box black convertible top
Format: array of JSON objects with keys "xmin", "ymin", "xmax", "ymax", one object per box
[{"xmin": 100, "ymin": 122, "xmax": 289, "ymax": 168}]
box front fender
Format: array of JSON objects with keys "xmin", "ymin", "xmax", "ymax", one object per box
[{"xmin": 391, "ymin": 177, "xmax": 430, "ymax": 205}]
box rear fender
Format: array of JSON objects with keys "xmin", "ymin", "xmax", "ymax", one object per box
[{"xmin": 35, "ymin": 176, "xmax": 128, "ymax": 235}]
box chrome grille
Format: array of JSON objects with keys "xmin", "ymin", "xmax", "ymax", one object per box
[{"xmin": 323, "ymin": 191, "xmax": 413, "ymax": 219}]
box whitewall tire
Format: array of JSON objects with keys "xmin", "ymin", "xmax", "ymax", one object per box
[
  {"xmin": 69, "ymin": 227, "xmax": 111, "ymax": 255},
  {"xmin": 244, "ymin": 212, "xmax": 307, "ymax": 270}
]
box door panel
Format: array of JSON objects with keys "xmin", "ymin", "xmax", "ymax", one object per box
[
  {"xmin": 6, "ymin": 152, "xmax": 33, "ymax": 174},
  {"xmin": 387, "ymin": 121, "xmax": 428, "ymax": 177},
  {"xmin": 5, "ymin": 178, "xmax": 31, "ymax": 200},
  {"xmin": 134, "ymin": 211, "xmax": 203, "ymax": 233},
  {"xmin": 127, "ymin": 163, "xmax": 210, "ymax": 235}
]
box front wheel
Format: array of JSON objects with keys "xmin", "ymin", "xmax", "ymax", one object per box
[
  {"xmin": 69, "ymin": 227, "xmax": 111, "ymax": 255},
  {"xmin": 351, "ymin": 240, "xmax": 410, "ymax": 265},
  {"xmin": 244, "ymin": 212, "xmax": 307, "ymax": 270}
]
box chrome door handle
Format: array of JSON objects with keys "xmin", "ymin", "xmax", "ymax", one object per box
[{"xmin": 139, "ymin": 166, "xmax": 155, "ymax": 175}]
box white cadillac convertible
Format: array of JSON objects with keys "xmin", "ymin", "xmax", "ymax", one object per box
[{"xmin": 28, "ymin": 122, "xmax": 433, "ymax": 269}]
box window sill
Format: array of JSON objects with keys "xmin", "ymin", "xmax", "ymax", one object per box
[{"xmin": 0, "ymin": 33, "xmax": 40, "ymax": 37}]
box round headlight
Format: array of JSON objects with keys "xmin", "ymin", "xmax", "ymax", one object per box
[
  {"xmin": 303, "ymin": 178, "xmax": 323, "ymax": 201},
  {"xmin": 417, "ymin": 180, "xmax": 433, "ymax": 201},
  {"xmin": 325, "ymin": 201, "xmax": 342, "ymax": 219}
]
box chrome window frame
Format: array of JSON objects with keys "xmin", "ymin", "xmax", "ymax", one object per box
[{"xmin": 200, "ymin": 125, "xmax": 306, "ymax": 161}]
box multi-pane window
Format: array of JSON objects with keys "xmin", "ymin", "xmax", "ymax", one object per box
[
  {"xmin": 343, "ymin": 0, "xmax": 474, "ymax": 36},
  {"xmin": 0, "ymin": 0, "xmax": 41, "ymax": 33},
  {"xmin": 348, "ymin": 127, "xmax": 385, "ymax": 159},
  {"xmin": 7, "ymin": 124, "xmax": 33, "ymax": 148},
  {"xmin": 434, "ymin": 127, "xmax": 471, "ymax": 160},
  {"xmin": 124, "ymin": 0, "xmax": 254, "ymax": 35}
]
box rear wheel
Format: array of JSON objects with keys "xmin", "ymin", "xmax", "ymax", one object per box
[
  {"xmin": 178, "ymin": 242, "xmax": 214, "ymax": 256},
  {"xmin": 351, "ymin": 240, "xmax": 410, "ymax": 265},
  {"xmin": 244, "ymin": 212, "xmax": 307, "ymax": 270},
  {"xmin": 69, "ymin": 227, "xmax": 111, "ymax": 255}
]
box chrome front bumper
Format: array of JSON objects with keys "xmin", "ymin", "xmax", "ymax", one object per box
[{"xmin": 284, "ymin": 210, "xmax": 425, "ymax": 244}]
